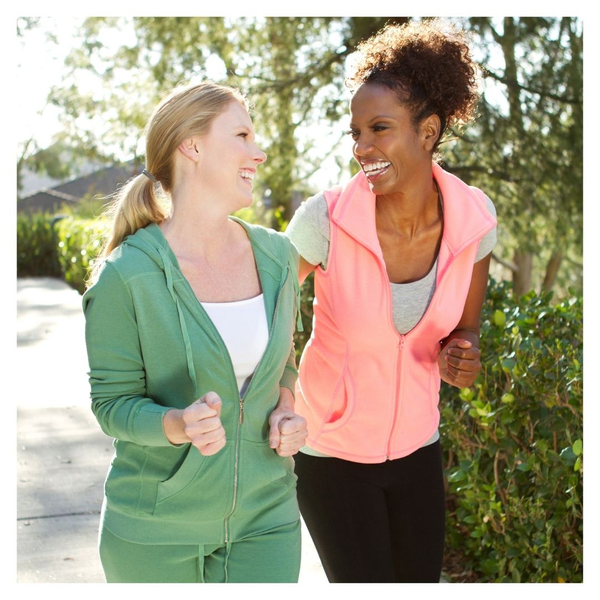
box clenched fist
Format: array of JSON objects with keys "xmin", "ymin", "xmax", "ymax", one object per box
[{"xmin": 164, "ymin": 392, "xmax": 226, "ymax": 456}]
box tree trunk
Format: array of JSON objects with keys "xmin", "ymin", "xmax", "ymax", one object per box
[
  {"xmin": 513, "ymin": 251, "xmax": 533, "ymax": 297},
  {"xmin": 542, "ymin": 251, "xmax": 563, "ymax": 292}
]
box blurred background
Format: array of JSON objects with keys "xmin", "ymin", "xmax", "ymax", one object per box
[{"xmin": 16, "ymin": 16, "xmax": 584, "ymax": 584}]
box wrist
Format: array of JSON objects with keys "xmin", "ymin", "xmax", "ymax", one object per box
[
  {"xmin": 277, "ymin": 386, "xmax": 295, "ymax": 412},
  {"xmin": 163, "ymin": 409, "xmax": 189, "ymax": 445}
]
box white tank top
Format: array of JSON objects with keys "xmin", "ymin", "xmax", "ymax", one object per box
[{"xmin": 200, "ymin": 294, "xmax": 269, "ymax": 394}]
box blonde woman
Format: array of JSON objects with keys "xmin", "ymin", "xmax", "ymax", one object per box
[{"xmin": 83, "ymin": 81, "xmax": 307, "ymax": 583}]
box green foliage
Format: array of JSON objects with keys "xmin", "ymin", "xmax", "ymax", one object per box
[
  {"xmin": 21, "ymin": 17, "xmax": 582, "ymax": 295},
  {"xmin": 17, "ymin": 211, "xmax": 109, "ymax": 294},
  {"xmin": 446, "ymin": 17, "xmax": 582, "ymax": 295},
  {"xmin": 440, "ymin": 279, "xmax": 583, "ymax": 582},
  {"xmin": 54, "ymin": 217, "xmax": 110, "ymax": 294},
  {"xmin": 17, "ymin": 212, "xmax": 62, "ymax": 278}
]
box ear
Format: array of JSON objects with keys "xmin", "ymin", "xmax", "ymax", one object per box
[
  {"xmin": 178, "ymin": 137, "xmax": 201, "ymax": 163},
  {"xmin": 421, "ymin": 114, "xmax": 442, "ymax": 153}
]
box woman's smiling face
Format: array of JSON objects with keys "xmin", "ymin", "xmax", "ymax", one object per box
[
  {"xmin": 194, "ymin": 100, "xmax": 267, "ymax": 209},
  {"xmin": 349, "ymin": 83, "xmax": 434, "ymax": 195}
]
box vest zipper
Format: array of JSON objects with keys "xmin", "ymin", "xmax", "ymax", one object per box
[
  {"xmin": 223, "ymin": 266, "xmax": 289, "ymax": 543},
  {"xmin": 386, "ymin": 334, "xmax": 405, "ymax": 460}
]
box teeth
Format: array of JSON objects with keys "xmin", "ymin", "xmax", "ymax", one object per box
[
  {"xmin": 240, "ymin": 171, "xmax": 255, "ymax": 180},
  {"xmin": 363, "ymin": 161, "xmax": 390, "ymax": 173}
]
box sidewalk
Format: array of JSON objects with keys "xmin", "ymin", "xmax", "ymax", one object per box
[{"xmin": 16, "ymin": 277, "xmax": 327, "ymax": 583}]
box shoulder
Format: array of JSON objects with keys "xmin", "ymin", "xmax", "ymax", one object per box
[
  {"xmin": 287, "ymin": 192, "xmax": 330, "ymax": 238},
  {"xmin": 103, "ymin": 237, "xmax": 158, "ymax": 282},
  {"xmin": 483, "ymin": 194, "xmax": 497, "ymax": 219},
  {"xmin": 238, "ymin": 219, "xmax": 297, "ymax": 259},
  {"xmin": 468, "ymin": 186, "xmax": 497, "ymax": 219}
]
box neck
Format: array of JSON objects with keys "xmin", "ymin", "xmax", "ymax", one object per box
[
  {"xmin": 376, "ymin": 176, "xmax": 440, "ymax": 238},
  {"xmin": 160, "ymin": 180, "xmax": 239, "ymax": 261}
]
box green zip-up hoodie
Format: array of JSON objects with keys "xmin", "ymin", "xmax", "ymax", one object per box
[{"xmin": 83, "ymin": 218, "xmax": 302, "ymax": 545}]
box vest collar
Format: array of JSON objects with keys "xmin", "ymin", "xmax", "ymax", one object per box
[{"xmin": 329, "ymin": 163, "xmax": 496, "ymax": 258}]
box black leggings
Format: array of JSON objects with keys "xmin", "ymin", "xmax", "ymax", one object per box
[{"xmin": 294, "ymin": 441, "xmax": 445, "ymax": 583}]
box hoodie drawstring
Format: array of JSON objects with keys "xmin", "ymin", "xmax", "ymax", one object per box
[{"xmin": 157, "ymin": 246, "xmax": 200, "ymax": 398}]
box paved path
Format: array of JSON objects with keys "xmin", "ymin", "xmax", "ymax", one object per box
[{"xmin": 16, "ymin": 277, "xmax": 327, "ymax": 584}]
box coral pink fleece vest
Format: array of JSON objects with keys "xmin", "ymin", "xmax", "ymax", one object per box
[{"xmin": 295, "ymin": 163, "xmax": 497, "ymax": 463}]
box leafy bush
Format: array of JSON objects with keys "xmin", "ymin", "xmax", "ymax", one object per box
[
  {"xmin": 54, "ymin": 217, "xmax": 109, "ymax": 294},
  {"xmin": 16, "ymin": 212, "xmax": 62, "ymax": 278},
  {"xmin": 17, "ymin": 211, "xmax": 109, "ymax": 294},
  {"xmin": 440, "ymin": 280, "xmax": 583, "ymax": 582}
]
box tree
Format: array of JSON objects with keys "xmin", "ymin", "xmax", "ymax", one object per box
[
  {"xmin": 39, "ymin": 17, "xmax": 406, "ymax": 228},
  {"xmin": 20, "ymin": 17, "xmax": 582, "ymax": 295},
  {"xmin": 444, "ymin": 17, "xmax": 582, "ymax": 296}
]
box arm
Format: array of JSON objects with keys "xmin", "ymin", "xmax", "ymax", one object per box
[
  {"xmin": 438, "ymin": 253, "xmax": 492, "ymax": 388},
  {"xmin": 85, "ymin": 263, "xmax": 227, "ymax": 454},
  {"xmin": 298, "ymin": 255, "xmax": 318, "ymax": 285},
  {"xmin": 269, "ymin": 342, "xmax": 308, "ymax": 456},
  {"xmin": 83, "ymin": 262, "xmax": 175, "ymax": 446}
]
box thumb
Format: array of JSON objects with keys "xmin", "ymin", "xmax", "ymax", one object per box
[
  {"xmin": 203, "ymin": 391, "xmax": 222, "ymax": 416},
  {"xmin": 456, "ymin": 339, "xmax": 472, "ymax": 349},
  {"xmin": 269, "ymin": 415, "xmax": 281, "ymax": 449}
]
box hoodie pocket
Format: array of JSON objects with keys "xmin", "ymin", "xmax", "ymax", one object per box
[
  {"xmin": 154, "ymin": 446, "xmax": 208, "ymax": 507},
  {"xmin": 153, "ymin": 442, "xmax": 233, "ymax": 520}
]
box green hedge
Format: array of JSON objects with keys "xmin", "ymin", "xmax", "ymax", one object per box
[
  {"xmin": 54, "ymin": 217, "xmax": 109, "ymax": 294},
  {"xmin": 17, "ymin": 212, "xmax": 109, "ymax": 294},
  {"xmin": 440, "ymin": 280, "xmax": 583, "ymax": 582},
  {"xmin": 17, "ymin": 212, "xmax": 63, "ymax": 278}
]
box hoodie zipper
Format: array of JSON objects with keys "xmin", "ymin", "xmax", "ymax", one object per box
[{"xmin": 223, "ymin": 266, "xmax": 289, "ymax": 543}]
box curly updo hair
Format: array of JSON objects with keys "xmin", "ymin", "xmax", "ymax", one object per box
[{"xmin": 346, "ymin": 19, "xmax": 480, "ymax": 153}]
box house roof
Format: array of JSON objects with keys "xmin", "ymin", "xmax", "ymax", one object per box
[{"xmin": 18, "ymin": 161, "xmax": 140, "ymax": 214}]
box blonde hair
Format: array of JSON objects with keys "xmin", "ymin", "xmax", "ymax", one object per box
[{"xmin": 90, "ymin": 81, "xmax": 246, "ymax": 284}]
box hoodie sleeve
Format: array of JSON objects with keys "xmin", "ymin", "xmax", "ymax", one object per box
[
  {"xmin": 279, "ymin": 342, "xmax": 298, "ymax": 398},
  {"xmin": 82, "ymin": 261, "xmax": 177, "ymax": 447},
  {"xmin": 277, "ymin": 238, "xmax": 300, "ymax": 397}
]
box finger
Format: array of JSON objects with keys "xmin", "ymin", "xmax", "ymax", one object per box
[
  {"xmin": 446, "ymin": 355, "xmax": 481, "ymax": 371},
  {"xmin": 185, "ymin": 415, "xmax": 223, "ymax": 436},
  {"xmin": 447, "ymin": 346, "xmax": 480, "ymax": 359},
  {"xmin": 203, "ymin": 392, "xmax": 222, "ymax": 416},
  {"xmin": 198, "ymin": 436, "xmax": 227, "ymax": 456},
  {"xmin": 278, "ymin": 416, "xmax": 306, "ymax": 435},
  {"xmin": 446, "ymin": 364, "xmax": 476, "ymax": 384},
  {"xmin": 189, "ymin": 424, "xmax": 226, "ymax": 448},
  {"xmin": 184, "ymin": 400, "xmax": 221, "ymax": 423},
  {"xmin": 278, "ymin": 428, "xmax": 308, "ymax": 445}
]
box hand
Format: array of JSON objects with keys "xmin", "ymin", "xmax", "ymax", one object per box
[
  {"xmin": 268, "ymin": 403, "xmax": 308, "ymax": 457},
  {"xmin": 439, "ymin": 339, "xmax": 481, "ymax": 388},
  {"xmin": 182, "ymin": 392, "xmax": 227, "ymax": 456}
]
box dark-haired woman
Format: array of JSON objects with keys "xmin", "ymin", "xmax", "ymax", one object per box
[{"xmin": 286, "ymin": 20, "xmax": 497, "ymax": 583}]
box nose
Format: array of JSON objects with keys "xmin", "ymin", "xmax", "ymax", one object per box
[
  {"xmin": 353, "ymin": 135, "xmax": 373, "ymax": 158},
  {"xmin": 253, "ymin": 142, "xmax": 267, "ymax": 164}
]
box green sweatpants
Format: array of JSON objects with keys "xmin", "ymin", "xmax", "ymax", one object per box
[{"xmin": 98, "ymin": 519, "xmax": 301, "ymax": 583}]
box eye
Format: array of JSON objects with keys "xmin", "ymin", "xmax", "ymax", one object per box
[
  {"xmin": 238, "ymin": 132, "xmax": 249, "ymax": 138},
  {"xmin": 372, "ymin": 124, "xmax": 388, "ymax": 132},
  {"xmin": 346, "ymin": 129, "xmax": 359, "ymax": 140}
]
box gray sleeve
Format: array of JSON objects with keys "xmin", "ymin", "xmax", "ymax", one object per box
[
  {"xmin": 285, "ymin": 192, "xmax": 330, "ymax": 269},
  {"xmin": 475, "ymin": 194, "xmax": 497, "ymax": 262}
]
